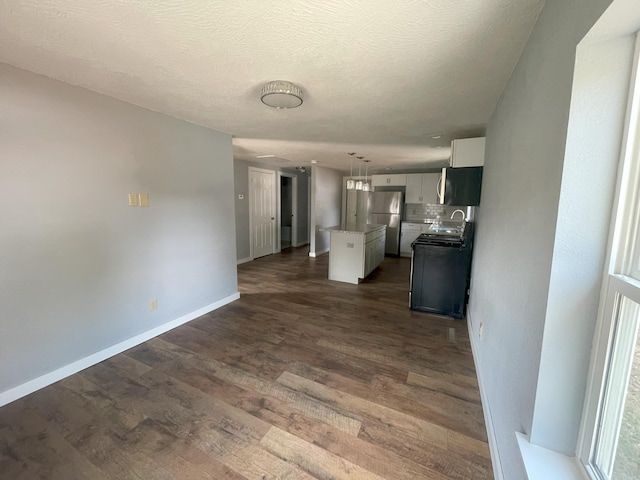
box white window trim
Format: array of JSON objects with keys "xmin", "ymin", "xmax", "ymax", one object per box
[
  {"xmin": 518, "ymin": 25, "xmax": 640, "ymax": 480},
  {"xmin": 577, "ymin": 32, "xmax": 640, "ymax": 478}
]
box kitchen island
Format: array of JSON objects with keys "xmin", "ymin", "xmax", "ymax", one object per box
[{"xmin": 321, "ymin": 223, "xmax": 386, "ymax": 284}]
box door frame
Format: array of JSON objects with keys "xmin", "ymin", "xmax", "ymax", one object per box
[
  {"xmin": 277, "ymin": 172, "xmax": 297, "ymax": 251},
  {"xmin": 248, "ymin": 167, "xmax": 277, "ymax": 260}
]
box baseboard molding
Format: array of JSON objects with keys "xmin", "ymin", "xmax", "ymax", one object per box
[
  {"xmin": 309, "ymin": 248, "xmax": 329, "ymax": 258},
  {"xmin": 0, "ymin": 292, "xmax": 240, "ymax": 407},
  {"xmin": 237, "ymin": 257, "xmax": 252, "ymax": 265},
  {"xmin": 293, "ymin": 240, "xmax": 309, "ymax": 248},
  {"xmin": 467, "ymin": 312, "xmax": 504, "ymax": 480}
]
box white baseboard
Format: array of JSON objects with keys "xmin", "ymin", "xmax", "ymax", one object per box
[
  {"xmin": 237, "ymin": 257, "xmax": 252, "ymax": 265},
  {"xmin": 467, "ymin": 312, "xmax": 504, "ymax": 480},
  {"xmin": 309, "ymin": 248, "xmax": 329, "ymax": 258},
  {"xmin": 0, "ymin": 292, "xmax": 240, "ymax": 407},
  {"xmin": 293, "ymin": 240, "xmax": 309, "ymax": 248}
]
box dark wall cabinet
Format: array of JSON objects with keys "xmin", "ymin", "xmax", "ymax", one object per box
[{"xmin": 440, "ymin": 166, "xmax": 483, "ymax": 206}]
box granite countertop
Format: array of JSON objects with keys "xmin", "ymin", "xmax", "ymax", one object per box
[{"xmin": 320, "ymin": 223, "xmax": 386, "ymax": 234}]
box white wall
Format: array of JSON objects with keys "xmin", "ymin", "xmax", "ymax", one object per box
[
  {"xmin": 310, "ymin": 165, "xmax": 343, "ymax": 256},
  {"xmin": 0, "ymin": 63, "xmax": 238, "ymax": 400},
  {"xmin": 467, "ymin": 0, "xmax": 614, "ymax": 478}
]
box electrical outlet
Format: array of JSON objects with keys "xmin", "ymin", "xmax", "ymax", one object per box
[
  {"xmin": 128, "ymin": 193, "xmax": 138, "ymax": 206},
  {"xmin": 479, "ymin": 322, "xmax": 483, "ymax": 339},
  {"xmin": 149, "ymin": 299, "xmax": 157, "ymax": 311}
]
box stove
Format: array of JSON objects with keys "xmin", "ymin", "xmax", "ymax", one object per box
[
  {"xmin": 413, "ymin": 232, "xmax": 464, "ymax": 247},
  {"xmin": 409, "ymin": 224, "xmax": 474, "ymax": 319}
]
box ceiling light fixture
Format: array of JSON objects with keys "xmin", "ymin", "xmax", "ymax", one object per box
[
  {"xmin": 362, "ymin": 160, "xmax": 371, "ymax": 192},
  {"xmin": 347, "ymin": 157, "xmax": 355, "ymax": 190},
  {"xmin": 260, "ymin": 81, "xmax": 304, "ymax": 109},
  {"xmin": 355, "ymin": 158, "xmax": 364, "ymax": 190}
]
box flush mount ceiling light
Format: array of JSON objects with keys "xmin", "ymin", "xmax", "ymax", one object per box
[{"xmin": 260, "ymin": 81, "xmax": 304, "ymax": 109}]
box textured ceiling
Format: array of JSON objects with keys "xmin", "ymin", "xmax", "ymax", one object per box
[{"xmin": 0, "ymin": 0, "xmax": 544, "ymax": 173}]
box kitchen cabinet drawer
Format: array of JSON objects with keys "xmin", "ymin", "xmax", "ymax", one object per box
[
  {"xmin": 405, "ymin": 173, "xmax": 440, "ymax": 204},
  {"xmin": 451, "ymin": 137, "xmax": 485, "ymax": 168},
  {"xmin": 365, "ymin": 228, "xmax": 385, "ymax": 243},
  {"xmin": 372, "ymin": 174, "xmax": 407, "ymax": 187}
]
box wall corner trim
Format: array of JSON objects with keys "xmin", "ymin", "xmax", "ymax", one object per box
[
  {"xmin": 309, "ymin": 248, "xmax": 329, "ymax": 258},
  {"xmin": 0, "ymin": 292, "xmax": 240, "ymax": 407},
  {"xmin": 468, "ymin": 313, "xmax": 504, "ymax": 480}
]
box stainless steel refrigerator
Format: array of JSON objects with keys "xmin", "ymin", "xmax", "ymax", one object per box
[{"xmin": 367, "ymin": 191, "xmax": 403, "ymax": 256}]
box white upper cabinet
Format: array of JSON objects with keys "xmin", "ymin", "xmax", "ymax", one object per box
[
  {"xmin": 405, "ymin": 174, "xmax": 423, "ymax": 203},
  {"xmin": 371, "ymin": 173, "xmax": 407, "ymax": 187},
  {"xmin": 405, "ymin": 173, "xmax": 440, "ymax": 204},
  {"xmin": 450, "ymin": 137, "xmax": 486, "ymax": 168}
]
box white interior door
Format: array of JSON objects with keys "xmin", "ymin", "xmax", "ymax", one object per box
[{"xmin": 250, "ymin": 168, "xmax": 276, "ymax": 259}]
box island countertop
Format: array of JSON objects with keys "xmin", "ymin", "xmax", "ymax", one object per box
[{"xmin": 320, "ymin": 223, "xmax": 386, "ymax": 235}]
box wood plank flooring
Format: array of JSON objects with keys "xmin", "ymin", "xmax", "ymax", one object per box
[{"xmin": 0, "ymin": 247, "xmax": 493, "ymax": 479}]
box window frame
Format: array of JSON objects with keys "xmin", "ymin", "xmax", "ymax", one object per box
[{"xmin": 578, "ymin": 31, "xmax": 640, "ymax": 479}]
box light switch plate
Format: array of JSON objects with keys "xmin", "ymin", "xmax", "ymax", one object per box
[
  {"xmin": 138, "ymin": 193, "xmax": 149, "ymax": 207},
  {"xmin": 128, "ymin": 193, "xmax": 139, "ymax": 206}
]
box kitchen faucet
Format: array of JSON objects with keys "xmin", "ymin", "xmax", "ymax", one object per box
[{"xmin": 450, "ymin": 209, "xmax": 466, "ymax": 221}]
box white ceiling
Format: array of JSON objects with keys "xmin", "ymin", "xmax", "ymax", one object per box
[{"xmin": 0, "ymin": 0, "xmax": 544, "ymax": 173}]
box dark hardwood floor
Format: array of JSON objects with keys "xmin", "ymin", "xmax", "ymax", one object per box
[{"xmin": 0, "ymin": 246, "xmax": 493, "ymax": 479}]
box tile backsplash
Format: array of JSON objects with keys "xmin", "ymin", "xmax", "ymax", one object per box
[{"xmin": 405, "ymin": 204, "xmax": 470, "ymax": 222}]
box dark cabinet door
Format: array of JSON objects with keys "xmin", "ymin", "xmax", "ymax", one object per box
[
  {"xmin": 444, "ymin": 167, "xmax": 483, "ymax": 206},
  {"xmin": 410, "ymin": 243, "xmax": 472, "ymax": 318}
]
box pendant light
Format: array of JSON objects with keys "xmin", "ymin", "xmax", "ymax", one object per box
[
  {"xmin": 346, "ymin": 157, "xmax": 355, "ymax": 190},
  {"xmin": 362, "ymin": 160, "xmax": 371, "ymax": 191},
  {"xmin": 355, "ymin": 161, "xmax": 363, "ymax": 190}
]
